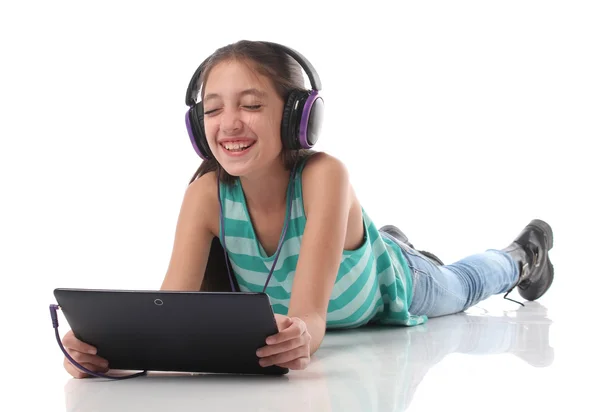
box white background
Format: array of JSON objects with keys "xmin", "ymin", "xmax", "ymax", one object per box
[{"xmin": 1, "ymin": 0, "xmax": 598, "ymax": 410}]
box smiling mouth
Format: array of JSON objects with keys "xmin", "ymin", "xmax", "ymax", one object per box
[{"xmin": 220, "ymin": 141, "xmax": 256, "ymax": 152}]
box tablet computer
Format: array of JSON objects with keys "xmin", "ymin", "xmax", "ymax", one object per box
[{"xmin": 53, "ymin": 288, "xmax": 288, "ymax": 376}]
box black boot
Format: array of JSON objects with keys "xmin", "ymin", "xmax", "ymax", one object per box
[
  {"xmin": 379, "ymin": 225, "xmax": 445, "ymax": 266},
  {"xmin": 502, "ymin": 219, "xmax": 554, "ymax": 302}
]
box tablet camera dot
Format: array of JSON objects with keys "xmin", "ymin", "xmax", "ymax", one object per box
[{"xmin": 154, "ymin": 299, "xmax": 163, "ymax": 306}]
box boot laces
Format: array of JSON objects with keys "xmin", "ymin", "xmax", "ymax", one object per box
[
  {"xmin": 532, "ymin": 249, "xmax": 540, "ymax": 267},
  {"xmin": 503, "ymin": 251, "xmax": 536, "ymax": 307},
  {"xmin": 504, "ymin": 283, "xmax": 526, "ymax": 307},
  {"xmin": 504, "ymin": 241, "xmax": 541, "ymax": 306}
]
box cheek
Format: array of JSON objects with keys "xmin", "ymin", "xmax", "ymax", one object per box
[
  {"xmin": 260, "ymin": 112, "xmax": 283, "ymax": 143},
  {"xmin": 240, "ymin": 116, "xmax": 278, "ymax": 144},
  {"xmin": 203, "ymin": 119, "xmax": 219, "ymax": 141}
]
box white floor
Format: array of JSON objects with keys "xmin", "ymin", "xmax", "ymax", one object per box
[
  {"xmin": 20, "ymin": 267, "xmax": 594, "ymax": 412},
  {"xmin": 63, "ymin": 299, "xmax": 558, "ymax": 412}
]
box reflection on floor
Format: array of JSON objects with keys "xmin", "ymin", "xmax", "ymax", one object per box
[{"xmin": 63, "ymin": 299, "xmax": 556, "ymax": 412}]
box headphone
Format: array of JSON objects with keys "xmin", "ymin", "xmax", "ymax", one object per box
[{"xmin": 184, "ymin": 41, "xmax": 324, "ymax": 160}]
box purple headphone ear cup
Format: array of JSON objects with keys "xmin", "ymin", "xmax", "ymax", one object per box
[
  {"xmin": 186, "ymin": 108, "xmax": 206, "ymax": 159},
  {"xmin": 298, "ymin": 90, "xmax": 323, "ymax": 149},
  {"xmin": 281, "ymin": 90, "xmax": 323, "ymax": 150},
  {"xmin": 187, "ymin": 105, "xmax": 212, "ymax": 160}
]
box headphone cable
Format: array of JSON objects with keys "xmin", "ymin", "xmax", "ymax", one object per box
[{"xmin": 49, "ymin": 304, "xmax": 147, "ymax": 381}]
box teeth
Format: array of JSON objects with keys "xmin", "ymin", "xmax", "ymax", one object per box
[{"xmin": 223, "ymin": 142, "xmax": 251, "ymax": 150}]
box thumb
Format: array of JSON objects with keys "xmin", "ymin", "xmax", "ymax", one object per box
[
  {"xmin": 283, "ymin": 316, "xmax": 294, "ymax": 328},
  {"xmin": 276, "ymin": 315, "xmax": 293, "ymax": 331}
]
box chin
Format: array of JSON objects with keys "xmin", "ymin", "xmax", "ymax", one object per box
[{"xmin": 217, "ymin": 161, "xmax": 251, "ymax": 178}]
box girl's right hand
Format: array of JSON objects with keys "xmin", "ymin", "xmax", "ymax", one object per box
[{"xmin": 62, "ymin": 330, "xmax": 110, "ymax": 378}]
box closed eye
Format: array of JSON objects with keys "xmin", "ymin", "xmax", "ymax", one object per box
[{"xmin": 203, "ymin": 105, "xmax": 262, "ymax": 116}]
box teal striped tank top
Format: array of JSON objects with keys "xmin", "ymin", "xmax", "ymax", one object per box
[{"xmin": 218, "ymin": 157, "xmax": 427, "ymax": 329}]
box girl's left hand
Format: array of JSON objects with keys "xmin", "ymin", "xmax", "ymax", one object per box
[{"xmin": 256, "ymin": 314, "xmax": 312, "ymax": 370}]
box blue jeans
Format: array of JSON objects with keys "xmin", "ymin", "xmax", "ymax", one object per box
[{"xmin": 384, "ymin": 234, "xmax": 520, "ymax": 318}]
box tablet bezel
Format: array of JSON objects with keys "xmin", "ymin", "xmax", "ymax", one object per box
[{"xmin": 53, "ymin": 288, "xmax": 289, "ymax": 376}]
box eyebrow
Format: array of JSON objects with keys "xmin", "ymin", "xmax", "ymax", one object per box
[{"xmin": 203, "ymin": 88, "xmax": 268, "ymax": 103}]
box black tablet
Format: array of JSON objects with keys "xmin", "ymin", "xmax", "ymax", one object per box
[{"xmin": 53, "ymin": 288, "xmax": 288, "ymax": 375}]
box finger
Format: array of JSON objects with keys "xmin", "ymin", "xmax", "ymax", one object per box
[
  {"xmin": 63, "ymin": 334, "xmax": 98, "ymax": 355},
  {"xmin": 64, "ymin": 355, "xmax": 107, "ymax": 372},
  {"xmin": 275, "ymin": 315, "xmax": 293, "ymax": 332},
  {"xmin": 65, "ymin": 360, "xmax": 109, "ymax": 378},
  {"xmin": 260, "ymin": 346, "xmax": 308, "ymax": 367},
  {"xmin": 257, "ymin": 335, "xmax": 306, "ymax": 358},
  {"xmin": 65, "ymin": 362, "xmax": 89, "ymax": 379},
  {"xmin": 276, "ymin": 357, "xmax": 310, "ymax": 370},
  {"xmin": 267, "ymin": 318, "xmax": 306, "ymax": 345},
  {"xmin": 66, "ymin": 350, "xmax": 110, "ymax": 368},
  {"xmin": 67, "ymin": 361, "xmax": 109, "ymax": 375}
]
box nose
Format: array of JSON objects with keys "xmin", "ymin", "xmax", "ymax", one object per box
[{"xmin": 220, "ymin": 107, "xmax": 243, "ymax": 135}]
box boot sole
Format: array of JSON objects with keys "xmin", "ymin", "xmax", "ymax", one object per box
[
  {"xmin": 521, "ymin": 260, "xmax": 554, "ymax": 301},
  {"xmin": 528, "ymin": 219, "xmax": 554, "ymax": 250},
  {"xmin": 519, "ymin": 219, "xmax": 554, "ymax": 301}
]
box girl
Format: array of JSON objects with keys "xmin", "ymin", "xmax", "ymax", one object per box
[{"xmin": 61, "ymin": 40, "xmax": 554, "ymax": 378}]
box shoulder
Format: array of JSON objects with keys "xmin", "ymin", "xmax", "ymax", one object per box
[
  {"xmin": 301, "ymin": 152, "xmax": 351, "ymax": 214},
  {"xmin": 188, "ymin": 169, "xmax": 219, "ymax": 194},
  {"xmin": 302, "ymin": 151, "xmax": 350, "ymax": 185},
  {"xmin": 184, "ymin": 170, "xmax": 220, "ymax": 237}
]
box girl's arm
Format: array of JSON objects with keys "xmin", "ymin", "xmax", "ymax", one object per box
[
  {"xmin": 161, "ymin": 172, "xmax": 219, "ymax": 291},
  {"xmin": 287, "ymin": 153, "xmax": 353, "ymax": 354}
]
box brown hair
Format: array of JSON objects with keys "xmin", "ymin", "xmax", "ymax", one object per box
[{"xmin": 187, "ymin": 40, "xmax": 316, "ymax": 186}]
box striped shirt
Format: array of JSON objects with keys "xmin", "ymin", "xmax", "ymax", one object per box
[{"xmin": 218, "ymin": 157, "xmax": 427, "ymax": 329}]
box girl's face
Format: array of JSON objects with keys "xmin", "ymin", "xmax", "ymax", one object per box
[{"xmin": 202, "ymin": 59, "xmax": 285, "ymax": 178}]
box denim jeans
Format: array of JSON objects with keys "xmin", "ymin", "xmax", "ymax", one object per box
[{"xmin": 381, "ymin": 232, "xmax": 520, "ymax": 318}]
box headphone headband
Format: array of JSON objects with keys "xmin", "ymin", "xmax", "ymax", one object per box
[{"xmin": 185, "ymin": 41, "xmax": 322, "ymax": 107}]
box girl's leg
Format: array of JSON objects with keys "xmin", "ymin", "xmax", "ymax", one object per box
[{"xmin": 382, "ymin": 232, "xmax": 519, "ymax": 317}]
